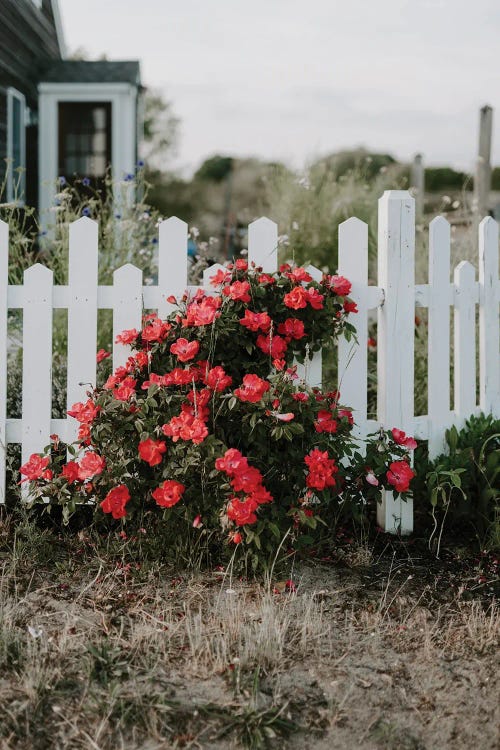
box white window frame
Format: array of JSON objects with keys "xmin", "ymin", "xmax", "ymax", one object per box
[
  {"xmin": 38, "ymin": 82, "xmax": 138, "ymax": 222},
  {"xmin": 6, "ymin": 87, "xmax": 26, "ymax": 204}
]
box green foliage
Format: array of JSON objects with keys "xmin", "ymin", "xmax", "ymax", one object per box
[
  {"xmin": 419, "ymin": 414, "xmax": 500, "ymax": 548},
  {"xmin": 424, "ymin": 167, "xmax": 471, "ymax": 192},
  {"xmin": 195, "ymin": 155, "xmax": 234, "ymax": 183}
]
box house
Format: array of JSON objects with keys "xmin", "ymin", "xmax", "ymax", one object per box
[{"xmin": 0, "ymin": 0, "xmax": 142, "ymax": 216}]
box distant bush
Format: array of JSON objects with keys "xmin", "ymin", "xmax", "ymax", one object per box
[{"xmin": 424, "ymin": 167, "xmax": 471, "ymax": 192}]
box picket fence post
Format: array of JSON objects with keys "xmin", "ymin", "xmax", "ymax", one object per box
[
  {"xmin": 377, "ymin": 191, "xmax": 415, "ymax": 534},
  {"xmin": 427, "ymin": 217, "xmax": 451, "ymax": 459},
  {"xmin": 454, "ymin": 261, "xmax": 477, "ymax": 429},
  {"xmin": 337, "ymin": 217, "xmax": 369, "ymax": 438},
  {"xmin": 113, "ymin": 264, "xmax": 143, "ymax": 369},
  {"xmin": 158, "ymin": 217, "xmax": 188, "ymax": 319},
  {"xmin": 248, "ymin": 217, "xmax": 277, "ymax": 273},
  {"xmin": 21, "ymin": 264, "xmax": 53, "ymax": 471},
  {"xmin": 0, "ymin": 221, "xmax": 8, "ymax": 503},
  {"xmin": 67, "ymin": 218, "xmax": 99, "ymax": 443}
]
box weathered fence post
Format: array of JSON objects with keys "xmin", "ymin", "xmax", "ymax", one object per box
[
  {"xmin": 411, "ymin": 153, "xmax": 425, "ymax": 225},
  {"xmin": 478, "ymin": 217, "xmax": 500, "ymax": 417},
  {"xmin": 377, "ymin": 191, "xmax": 415, "ymax": 534},
  {"xmin": 0, "ymin": 221, "xmax": 8, "ymax": 503},
  {"xmin": 474, "ymin": 105, "xmax": 493, "ymax": 221},
  {"xmin": 66, "ymin": 218, "xmax": 98, "ymax": 443}
]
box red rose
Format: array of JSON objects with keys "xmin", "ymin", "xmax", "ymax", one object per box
[
  {"xmin": 386, "ymin": 461, "xmax": 415, "ymax": 493},
  {"xmin": 96, "ymin": 348, "xmax": 110, "ymax": 363},
  {"xmin": 227, "ymin": 496, "xmax": 258, "ymax": 526},
  {"xmin": 78, "ymin": 452, "xmax": 105, "ymax": 480},
  {"xmin": 256, "ymin": 334, "xmax": 288, "ymax": 359},
  {"xmin": 183, "ymin": 296, "xmax": 222, "ymax": 326},
  {"xmin": 162, "ymin": 412, "xmax": 208, "ymax": 444},
  {"xmin": 343, "ymin": 300, "xmax": 358, "ymax": 314},
  {"xmin": 100, "ymin": 485, "xmax": 130, "ymax": 519},
  {"xmin": 391, "ymin": 428, "xmax": 417, "ymax": 451},
  {"xmin": 170, "ymin": 338, "xmax": 200, "ymax": 362},
  {"xmin": 304, "ymin": 448, "xmax": 338, "ymax": 491},
  {"xmin": 113, "ymin": 377, "xmax": 137, "ymax": 401},
  {"xmin": 314, "ymin": 410, "xmax": 338, "ymax": 434},
  {"xmin": 306, "ymin": 288, "xmax": 324, "ymax": 309},
  {"xmin": 61, "ymin": 461, "xmax": 80, "ymax": 484},
  {"xmin": 67, "ymin": 399, "xmax": 100, "ymax": 424},
  {"xmin": 283, "ymin": 286, "xmax": 308, "ymax": 309},
  {"xmin": 239, "ymin": 309, "xmax": 271, "ymax": 333},
  {"xmin": 115, "ymin": 328, "xmax": 139, "ymax": 345},
  {"xmin": 327, "ymin": 275, "xmax": 352, "ymax": 296},
  {"xmin": 234, "ymin": 374, "xmax": 270, "ymax": 403},
  {"xmin": 277, "ymin": 318, "xmax": 305, "ymax": 340},
  {"xmin": 20, "ymin": 454, "xmax": 51, "ymax": 482},
  {"xmin": 204, "ymin": 365, "xmax": 233, "ymax": 392},
  {"xmin": 222, "ymin": 280, "xmax": 251, "ymax": 303},
  {"xmin": 285, "ymin": 267, "xmax": 312, "ymax": 284},
  {"xmin": 138, "ymin": 438, "xmax": 167, "ymax": 466},
  {"xmin": 142, "ymin": 318, "xmax": 171, "ymax": 343},
  {"xmin": 215, "ymin": 448, "xmax": 249, "ymax": 476},
  {"xmin": 152, "ymin": 479, "xmax": 185, "ymax": 508}
]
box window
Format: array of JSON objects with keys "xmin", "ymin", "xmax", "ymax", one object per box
[
  {"xmin": 58, "ymin": 102, "xmax": 112, "ymax": 190},
  {"xmin": 6, "ymin": 88, "xmax": 26, "ymax": 203}
]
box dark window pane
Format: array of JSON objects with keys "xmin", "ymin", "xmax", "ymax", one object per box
[{"xmin": 58, "ymin": 102, "xmax": 112, "ymax": 188}]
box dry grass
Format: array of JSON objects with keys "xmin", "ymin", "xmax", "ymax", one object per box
[{"xmin": 0, "ymin": 515, "xmax": 498, "ymax": 750}]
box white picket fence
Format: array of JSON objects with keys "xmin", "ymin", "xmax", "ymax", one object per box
[{"xmin": 1, "ymin": 190, "xmax": 499, "ymax": 533}]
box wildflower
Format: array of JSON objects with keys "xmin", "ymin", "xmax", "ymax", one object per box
[
  {"xmin": 82, "ymin": 177, "xmax": 91, "ymax": 187},
  {"xmin": 82, "ymin": 207, "xmax": 91, "ymax": 217}
]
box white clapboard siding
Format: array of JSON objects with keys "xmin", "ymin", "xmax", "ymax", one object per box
[
  {"xmin": 338, "ymin": 217, "xmax": 369, "ymax": 439},
  {"xmin": 112, "ymin": 264, "xmax": 143, "ymax": 369},
  {"xmin": 66, "ymin": 218, "xmax": 99, "ymax": 443},
  {"xmin": 158, "ymin": 217, "xmax": 188, "ymax": 319},
  {"xmin": 454, "ymin": 261, "xmax": 476, "ymax": 428},
  {"xmin": 478, "ymin": 217, "xmax": 500, "ymax": 416},
  {"xmin": 428, "ymin": 217, "xmax": 451, "ymax": 458},
  {"xmin": 376, "ymin": 191, "xmax": 415, "ymax": 534},
  {"xmin": 21, "ymin": 264, "xmax": 53, "ymax": 469},
  {"xmin": 0, "ymin": 221, "xmax": 8, "ymax": 503},
  {"xmin": 248, "ymin": 217, "xmax": 278, "ymax": 273}
]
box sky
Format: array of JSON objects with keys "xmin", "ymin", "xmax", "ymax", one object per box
[{"xmin": 59, "ymin": 0, "xmax": 500, "ymax": 175}]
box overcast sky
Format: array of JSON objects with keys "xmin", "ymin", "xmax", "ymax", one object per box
[{"xmin": 60, "ymin": 0, "xmax": 499, "ymax": 174}]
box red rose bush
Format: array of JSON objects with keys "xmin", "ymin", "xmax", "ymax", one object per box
[{"xmin": 21, "ymin": 261, "xmax": 415, "ymax": 561}]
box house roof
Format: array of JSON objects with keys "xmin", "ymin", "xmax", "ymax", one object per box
[{"xmin": 40, "ymin": 60, "xmax": 141, "ymax": 86}]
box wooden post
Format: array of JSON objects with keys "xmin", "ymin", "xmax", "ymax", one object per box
[
  {"xmin": 0, "ymin": 221, "xmax": 8, "ymax": 503},
  {"xmin": 478, "ymin": 218, "xmax": 499, "ymax": 417},
  {"xmin": 248, "ymin": 217, "xmax": 278, "ymax": 273},
  {"xmin": 411, "ymin": 153, "xmax": 425, "ymax": 224},
  {"xmin": 158, "ymin": 217, "xmax": 188, "ymax": 319},
  {"xmin": 377, "ymin": 191, "xmax": 415, "ymax": 534},
  {"xmin": 453, "ymin": 261, "xmax": 476, "ymax": 430},
  {"xmin": 113, "ymin": 264, "xmax": 143, "ymax": 370},
  {"xmin": 474, "ymin": 105, "xmax": 493, "ymax": 220}
]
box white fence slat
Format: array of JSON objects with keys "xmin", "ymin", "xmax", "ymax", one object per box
[
  {"xmin": 113, "ymin": 264, "xmax": 143, "ymax": 369},
  {"xmin": 454, "ymin": 261, "xmax": 476, "ymax": 426},
  {"xmin": 478, "ymin": 217, "xmax": 500, "ymax": 417},
  {"xmin": 22, "ymin": 264, "xmax": 53, "ymax": 469},
  {"xmin": 338, "ymin": 217, "xmax": 369, "ymax": 438},
  {"xmin": 376, "ymin": 191, "xmax": 415, "ymax": 534},
  {"xmin": 0, "ymin": 221, "xmax": 8, "ymax": 503},
  {"xmin": 66, "ymin": 218, "xmax": 99, "ymax": 443},
  {"xmin": 158, "ymin": 217, "xmax": 188, "ymax": 319},
  {"xmin": 248, "ymin": 217, "xmax": 278, "ymax": 273},
  {"xmin": 428, "ymin": 217, "xmax": 451, "ymax": 458},
  {"xmin": 293, "ymin": 265, "xmax": 323, "ymax": 386}
]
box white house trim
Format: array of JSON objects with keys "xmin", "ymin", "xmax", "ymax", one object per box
[
  {"xmin": 50, "ymin": 0, "xmax": 67, "ymax": 58},
  {"xmin": 38, "ymin": 82, "xmax": 138, "ymax": 222},
  {"xmin": 6, "ymin": 87, "xmax": 26, "ymax": 204}
]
